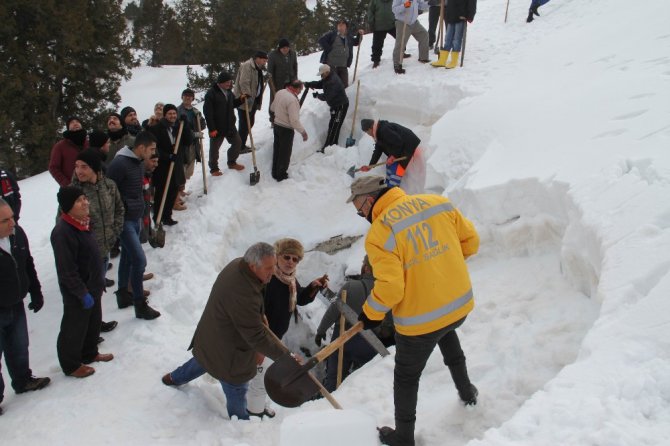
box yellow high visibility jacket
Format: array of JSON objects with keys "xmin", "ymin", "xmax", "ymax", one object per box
[{"xmin": 362, "ymin": 187, "xmax": 479, "ymax": 336}]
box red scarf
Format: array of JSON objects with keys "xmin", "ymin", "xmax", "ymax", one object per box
[{"xmin": 62, "ymin": 213, "xmax": 90, "ymax": 231}]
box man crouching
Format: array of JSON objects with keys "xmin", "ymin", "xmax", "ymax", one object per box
[{"xmin": 162, "ymin": 242, "xmax": 288, "ymax": 420}]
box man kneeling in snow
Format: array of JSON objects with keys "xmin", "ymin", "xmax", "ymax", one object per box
[{"xmin": 162, "ymin": 242, "xmax": 288, "ymax": 420}]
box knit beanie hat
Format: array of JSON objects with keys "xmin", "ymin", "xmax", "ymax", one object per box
[
  {"xmin": 278, "ymin": 38, "xmax": 290, "ymax": 49},
  {"xmin": 107, "ymin": 112, "xmax": 123, "ymax": 126},
  {"xmin": 57, "ymin": 185, "xmax": 85, "ymax": 213},
  {"xmin": 120, "ymin": 106, "xmax": 136, "ymax": 122},
  {"xmin": 274, "ymin": 238, "xmax": 304, "ymax": 260},
  {"xmin": 162, "ymin": 103, "xmax": 178, "ymax": 116},
  {"xmin": 89, "ymin": 129, "xmax": 110, "ymax": 149},
  {"xmin": 65, "ymin": 116, "xmax": 82, "ymax": 130},
  {"xmin": 361, "ymin": 119, "xmax": 374, "ymax": 132},
  {"xmin": 76, "ymin": 149, "xmax": 102, "ymax": 174},
  {"xmin": 254, "ymin": 50, "xmax": 269, "ymax": 59}
]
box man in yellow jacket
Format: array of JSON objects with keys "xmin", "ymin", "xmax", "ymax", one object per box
[{"xmin": 347, "ymin": 175, "xmax": 479, "ymax": 446}]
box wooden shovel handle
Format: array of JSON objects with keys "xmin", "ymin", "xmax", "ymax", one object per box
[{"xmin": 314, "ymin": 321, "xmax": 364, "ymax": 363}]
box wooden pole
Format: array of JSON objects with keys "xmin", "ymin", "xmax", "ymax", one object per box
[
  {"xmin": 196, "ymin": 115, "xmax": 207, "ymax": 195},
  {"xmin": 155, "ymin": 120, "xmax": 184, "ymax": 224},
  {"xmin": 336, "ymin": 290, "xmax": 347, "ymax": 389}
]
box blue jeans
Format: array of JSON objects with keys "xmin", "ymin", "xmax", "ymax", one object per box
[
  {"xmin": 0, "ymin": 302, "xmax": 31, "ymax": 400},
  {"xmin": 442, "ymin": 21, "xmax": 465, "ymax": 52},
  {"xmin": 169, "ymin": 356, "xmax": 250, "ymax": 420},
  {"xmin": 118, "ymin": 219, "xmax": 146, "ymax": 302}
]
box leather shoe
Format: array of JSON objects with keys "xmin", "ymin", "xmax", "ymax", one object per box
[
  {"xmin": 228, "ymin": 163, "xmax": 245, "ymax": 171},
  {"xmin": 92, "ymin": 353, "xmax": 114, "ymax": 362},
  {"xmin": 69, "ymin": 365, "xmax": 95, "ymax": 378},
  {"xmin": 100, "ymin": 320, "xmax": 118, "ymax": 332},
  {"xmin": 143, "ymin": 273, "xmax": 154, "ymax": 281},
  {"xmin": 211, "ymin": 170, "xmax": 223, "ymax": 177},
  {"xmin": 162, "ymin": 218, "xmax": 178, "ymax": 226},
  {"xmin": 162, "ymin": 373, "xmax": 176, "ymax": 386}
]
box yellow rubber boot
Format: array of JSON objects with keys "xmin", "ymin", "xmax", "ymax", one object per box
[
  {"xmin": 446, "ymin": 51, "xmax": 460, "ymax": 69},
  {"xmin": 431, "ymin": 50, "xmax": 449, "ymax": 67}
]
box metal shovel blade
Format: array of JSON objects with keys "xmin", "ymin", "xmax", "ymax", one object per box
[
  {"xmin": 250, "ymin": 169, "xmax": 260, "ymax": 186},
  {"xmin": 346, "ymin": 165, "xmax": 356, "ymax": 178},
  {"xmin": 265, "ymin": 353, "xmax": 320, "ymax": 407},
  {"xmin": 345, "ymin": 136, "xmax": 355, "ymax": 148},
  {"xmin": 150, "ymin": 225, "xmax": 165, "ymax": 248}
]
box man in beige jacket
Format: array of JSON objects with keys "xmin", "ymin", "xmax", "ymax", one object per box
[
  {"xmin": 269, "ymin": 80, "xmax": 308, "ymax": 181},
  {"xmin": 233, "ymin": 51, "xmax": 268, "ymax": 151}
]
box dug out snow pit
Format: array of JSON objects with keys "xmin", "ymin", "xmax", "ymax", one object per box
[{"xmin": 279, "ymin": 409, "xmax": 377, "ymax": 446}]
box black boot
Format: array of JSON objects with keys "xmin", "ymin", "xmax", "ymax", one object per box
[
  {"xmin": 532, "ymin": 4, "xmax": 540, "ymax": 16},
  {"xmin": 115, "ymin": 289, "xmax": 133, "ymax": 309},
  {"xmin": 394, "ymin": 64, "xmax": 406, "ymax": 74},
  {"xmin": 378, "ymin": 420, "xmax": 415, "ymax": 446},
  {"xmin": 134, "ymin": 299, "xmax": 161, "ymax": 320},
  {"xmin": 449, "ymin": 362, "xmax": 478, "ymax": 405},
  {"xmin": 526, "ymin": 9, "xmax": 534, "ymax": 22}
]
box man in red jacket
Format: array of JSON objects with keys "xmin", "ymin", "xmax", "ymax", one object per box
[{"xmin": 49, "ymin": 117, "xmax": 88, "ymax": 187}]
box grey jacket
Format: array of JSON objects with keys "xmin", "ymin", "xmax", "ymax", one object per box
[{"xmin": 317, "ymin": 274, "xmax": 374, "ymax": 336}]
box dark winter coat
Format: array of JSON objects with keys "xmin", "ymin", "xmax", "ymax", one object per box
[
  {"xmin": 267, "ymin": 48, "xmax": 298, "ymax": 89},
  {"xmin": 306, "ymin": 73, "xmax": 349, "ymax": 109},
  {"xmin": 369, "ymin": 120, "xmax": 421, "ymax": 168},
  {"xmin": 368, "ymin": 0, "xmax": 396, "ymax": 31},
  {"xmin": 446, "ymin": 0, "xmax": 477, "ymax": 23},
  {"xmin": 0, "ymin": 225, "xmax": 42, "ymax": 308},
  {"xmin": 106, "ymin": 146, "xmax": 145, "ymax": 221},
  {"xmin": 317, "ymin": 274, "xmax": 374, "ymax": 336},
  {"xmin": 263, "ymin": 275, "xmax": 318, "ymax": 339},
  {"xmin": 50, "ymin": 217, "xmax": 104, "ymax": 306},
  {"xmin": 149, "ymin": 118, "xmax": 193, "ymax": 189},
  {"xmin": 318, "ymin": 30, "xmax": 362, "ymax": 68},
  {"xmin": 203, "ymin": 84, "xmax": 244, "ymax": 137},
  {"xmin": 71, "ymin": 176, "xmax": 124, "ymax": 259},
  {"xmin": 190, "ymin": 258, "xmax": 288, "ymax": 385},
  {"xmin": 49, "ymin": 136, "xmax": 86, "ymax": 187},
  {"xmin": 0, "ymin": 169, "xmax": 21, "ymax": 221}
]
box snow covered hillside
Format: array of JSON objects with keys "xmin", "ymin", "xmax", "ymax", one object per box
[{"xmin": 2, "ymin": 0, "xmax": 669, "ymax": 444}]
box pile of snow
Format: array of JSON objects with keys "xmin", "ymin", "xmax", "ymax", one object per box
[{"xmin": 3, "ymin": 0, "xmax": 670, "ymax": 444}]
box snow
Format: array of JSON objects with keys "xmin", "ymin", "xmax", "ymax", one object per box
[{"xmin": 3, "ymin": 0, "xmax": 670, "ymax": 444}]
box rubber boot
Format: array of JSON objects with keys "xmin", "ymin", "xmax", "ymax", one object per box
[
  {"xmin": 115, "ymin": 289, "xmax": 133, "ymax": 309},
  {"xmin": 449, "ymin": 362, "xmax": 478, "ymax": 405},
  {"xmin": 134, "ymin": 299, "xmax": 161, "ymax": 320},
  {"xmin": 431, "ymin": 50, "xmax": 449, "ymax": 67},
  {"xmin": 445, "ymin": 51, "xmax": 460, "ymax": 69},
  {"xmin": 378, "ymin": 420, "xmax": 415, "ymax": 446}
]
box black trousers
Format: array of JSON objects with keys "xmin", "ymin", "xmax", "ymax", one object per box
[
  {"xmin": 323, "ymin": 103, "xmax": 349, "ymax": 150},
  {"xmin": 209, "ymin": 131, "xmax": 242, "ymax": 172},
  {"xmin": 152, "ymin": 163, "xmax": 178, "ymax": 222},
  {"xmin": 428, "ymin": 5, "xmax": 446, "ymax": 48},
  {"xmin": 272, "ymin": 125, "xmax": 295, "ymax": 180},
  {"xmin": 57, "ymin": 298, "xmax": 102, "ymax": 375},
  {"xmin": 237, "ymin": 107, "xmax": 257, "ymax": 148},
  {"xmin": 393, "ymin": 317, "xmax": 469, "ymax": 425},
  {"xmin": 371, "ymin": 28, "xmax": 397, "ymax": 63}
]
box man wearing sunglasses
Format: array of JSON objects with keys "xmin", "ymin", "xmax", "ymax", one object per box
[
  {"xmin": 246, "ymin": 238, "xmax": 328, "ymax": 418},
  {"xmin": 348, "ymin": 175, "xmax": 480, "ymax": 446}
]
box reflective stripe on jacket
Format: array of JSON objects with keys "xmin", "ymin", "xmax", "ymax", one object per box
[{"xmin": 362, "ymin": 187, "xmax": 479, "ymax": 335}]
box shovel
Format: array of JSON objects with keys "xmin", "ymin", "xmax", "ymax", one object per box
[
  {"xmin": 299, "ymin": 85, "xmax": 310, "ymax": 107},
  {"xmin": 265, "ymin": 321, "xmax": 363, "ymax": 408},
  {"xmin": 347, "ymin": 156, "xmax": 407, "ymax": 178},
  {"xmin": 196, "ymin": 114, "xmax": 207, "ymax": 195},
  {"xmin": 244, "ymin": 106, "xmax": 260, "ymax": 186},
  {"xmin": 345, "ymin": 80, "xmax": 361, "ymax": 148},
  {"xmin": 151, "ymin": 120, "xmax": 185, "ymax": 248}
]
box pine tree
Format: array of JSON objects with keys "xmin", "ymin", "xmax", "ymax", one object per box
[
  {"xmin": 175, "ymin": 0, "xmax": 209, "ymax": 64},
  {"xmin": 0, "ymin": 0, "xmax": 132, "ymax": 177},
  {"xmin": 325, "ymin": 0, "xmax": 368, "ymax": 29}
]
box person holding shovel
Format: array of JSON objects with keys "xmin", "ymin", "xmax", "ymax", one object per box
[
  {"xmin": 431, "ymin": 0, "xmax": 476, "ymax": 68},
  {"xmin": 391, "ymin": 0, "xmax": 431, "ymax": 74},
  {"xmin": 359, "ymin": 118, "xmax": 425, "ymax": 193},
  {"xmin": 246, "ymin": 238, "xmax": 329, "ymax": 417},
  {"xmin": 270, "ymin": 80, "xmax": 308, "ymax": 181},
  {"xmin": 317, "ymin": 19, "xmax": 364, "ymax": 87},
  {"xmin": 161, "ymin": 242, "xmax": 288, "ymax": 421},
  {"xmin": 347, "ymin": 175, "xmax": 480, "ymax": 446},
  {"xmin": 305, "ymin": 64, "xmax": 349, "ymax": 152}
]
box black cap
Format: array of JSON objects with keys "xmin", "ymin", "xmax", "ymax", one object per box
[
  {"xmin": 57, "ymin": 185, "xmax": 85, "ymax": 213},
  {"xmin": 162, "ymin": 103, "xmax": 178, "ymax": 116},
  {"xmin": 278, "ymin": 38, "xmax": 290, "ymax": 49},
  {"xmin": 182, "ymin": 88, "xmax": 195, "ymax": 97},
  {"xmin": 254, "ymin": 51, "xmax": 268, "ymax": 59},
  {"xmin": 217, "ymin": 71, "xmax": 233, "ymax": 83},
  {"xmin": 88, "ymin": 130, "xmax": 109, "ymax": 149},
  {"xmin": 120, "ymin": 106, "xmax": 136, "ymax": 122},
  {"xmin": 76, "ymin": 148, "xmax": 102, "ymax": 174},
  {"xmin": 66, "ymin": 116, "xmax": 82, "ymax": 130}
]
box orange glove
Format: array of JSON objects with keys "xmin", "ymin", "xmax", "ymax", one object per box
[
  {"xmin": 404, "ymin": 0, "xmax": 412, "ymax": 7},
  {"xmin": 386, "ymin": 155, "xmax": 396, "ymax": 165},
  {"xmin": 209, "ymin": 130, "xmax": 218, "ymax": 138},
  {"xmin": 360, "ymin": 165, "xmax": 371, "ymax": 172}
]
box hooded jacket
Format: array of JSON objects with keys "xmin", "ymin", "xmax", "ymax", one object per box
[
  {"xmin": 369, "ymin": 120, "xmax": 421, "ymax": 168},
  {"xmin": 106, "ymin": 146, "xmax": 145, "ymax": 221},
  {"xmin": 361, "ymin": 187, "xmax": 479, "ymax": 336}
]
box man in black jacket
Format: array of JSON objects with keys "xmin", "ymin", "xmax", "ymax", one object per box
[
  {"xmin": 305, "ymin": 64, "xmax": 350, "ymax": 152},
  {"xmin": 359, "ymin": 119, "xmax": 421, "ymax": 188},
  {"xmin": 203, "ymin": 71, "xmax": 247, "ymax": 176},
  {"xmin": 0, "ymin": 199, "xmax": 50, "ymax": 415},
  {"xmin": 267, "ymin": 38, "xmax": 298, "ymax": 122},
  {"xmin": 107, "ymin": 132, "xmax": 161, "ymax": 320}
]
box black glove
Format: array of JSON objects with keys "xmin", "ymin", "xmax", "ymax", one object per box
[
  {"xmin": 314, "ymin": 332, "xmax": 326, "ymax": 347},
  {"xmin": 312, "ymin": 92, "xmax": 319, "ymax": 98},
  {"xmin": 168, "ymin": 153, "xmax": 177, "ymax": 162},
  {"xmin": 304, "ymin": 81, "xmax": 315, "ymax": 89},
  {"xmin": 28, "ymin": 295, "xmax": 44, "ymax": 313},
  {"xmin": 358, "ymin": 311, "xmax": 382, "ymax": 331}
]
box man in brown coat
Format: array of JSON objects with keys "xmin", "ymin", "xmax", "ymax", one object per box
[{"xmin": 161, "ymin": 242, "xmax": 287, "ymax": 420}]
